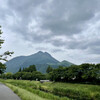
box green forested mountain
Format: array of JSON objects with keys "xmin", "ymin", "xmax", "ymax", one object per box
[
  {"xmin": 58, "ymin": 60, "xmax": 73, "ymax": 66},
  {"xmin": 6, "ymin": 51, "xmax": 73, "ymax": 73}
]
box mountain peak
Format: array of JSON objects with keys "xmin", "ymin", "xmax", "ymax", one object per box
[
  {"xmin": 36, "ymin": 51, "xmax": 51, "ymax": 57},
  {"xmin": 44, "ymin": 52, "xmax": 51, "ymax": 56},
  {"xmin": 37, "ymin": 51, "xmax": 44, "ymax": 54}
]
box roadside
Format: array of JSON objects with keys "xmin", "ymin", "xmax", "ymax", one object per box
[{"xmin": 0, "ymin": 83, "xmax": 21, "ymax": 100}]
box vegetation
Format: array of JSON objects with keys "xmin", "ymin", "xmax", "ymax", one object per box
[
  {"xmin": 6, "ymin": 83, "xmax": 47, "ymax": 100},
  {"xmin": 0, "ymin": 26, "xmax": 13, "ymax": 75},
  {"xmin": 46, "ymin": 66, "xmax": 53, "ymax": 73},
  {"xmin": 1, "ymin": 63, "xmax": 100, "ymax": 85},
  {"xmin": 0, "ymin": 65, "xmax": 45, "ymax": 80},
  {"xmin": 21, "ymin": 65, "xmax": 36, "ymax": 72},
  {"xmin": 0, "ymin": 62, "xmax": 6, "ymax": 74},
  {"xmin": 0, "ymin": 79, "xmax": 100, "ymax": 100},
  {"xmin": 49, "ymin": 63, "xmax": 100, "ymax": 84}
]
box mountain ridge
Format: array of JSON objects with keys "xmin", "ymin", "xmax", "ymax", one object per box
[{"xmin": 6, "ymin": 51, "xmax": 73, "ymax": 73}]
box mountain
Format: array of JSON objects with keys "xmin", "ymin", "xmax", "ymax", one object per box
[
  {"xmin": 58, "ymin": 60, "xmax": 74, "ymax": 66},
  {"xmin": 6, "ymin": 51, "xmax": 73, "ymax": 73}
]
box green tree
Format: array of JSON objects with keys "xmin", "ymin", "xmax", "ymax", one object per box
[
  {"xmin": 46, "ymin": 66, "xmax": 53, "ymax": 73},
  {"xmin": 28, "ymin": 65, "xmax": 36, "ymax": 72},
  {"xmin": 23, "ymin": 65, "xmax": 36, "ymax": 72},
  {"xmin": 13, "ymin": 72, "xmax": 23, "ymax": 79},
  {"xmin": 5, "ymin": 72, "xmax": 13, "ymax": 79},
  {"xmin": 31, "ymin": 71, "xmax": 45, "ymax": 80},
  {"xmin": 22, "ymin": 72, "xmax": 32, "ymax": 80},
  {"xmin": 49, "ymin": 66, "xmax": 65, "ymax": 81},
  {"xmin": 18, "ymin": 67, "xmax": 22, "ymax": 72},
  {"xmin": 0, "ymin": 62, "xmax": 6, "ymax": 74}
]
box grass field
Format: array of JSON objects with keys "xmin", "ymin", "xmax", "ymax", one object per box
[
  {"xmin": 6, "ymin": 83, "xmax": 48, "ymax": 100},
  {"xmin": 0, "ymin": 79, "xmax": 100, "ymax": 100}
]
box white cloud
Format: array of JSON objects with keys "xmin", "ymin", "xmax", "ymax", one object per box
[{"xmin": 0, "ymin": 0, "xmax": 100, "ymax": 64}]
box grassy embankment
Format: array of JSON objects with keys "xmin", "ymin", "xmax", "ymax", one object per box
[
  {"xmin": 6, "ymin": 83, "xmax": 47, "ymax": 100},
  {"xmin": 0, "ymin": 79, "xmax": 100, "ymax": 100}
]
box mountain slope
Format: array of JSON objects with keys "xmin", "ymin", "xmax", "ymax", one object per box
[
  {"xmin": 58, "ymin": 60, "xmax": 74, "ymax": 66},
  {"xmin": 6, "ymin": 51, "xmax": 73, "ymax": 73}
]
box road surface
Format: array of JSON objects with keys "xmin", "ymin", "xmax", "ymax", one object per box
[{"xmin": 0, "ymin": 83, "xmax": 21, "ymax": 100}]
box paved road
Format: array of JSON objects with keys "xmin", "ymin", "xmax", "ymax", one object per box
[{"xmin": 0, "ymin": 83, "xmax": 21, "ymax": 100}]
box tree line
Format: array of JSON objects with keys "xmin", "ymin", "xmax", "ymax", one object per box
[
  {"xmin": 48, "ymin": 63, "xmax": 100, "ymax": 84},
  {"xmin": 0, "ymin": 63, "xmax": 100, "ymax": 84},
  {"xmin": 0, "ymin": 65, "xmax": 45, "ymax": 80}
]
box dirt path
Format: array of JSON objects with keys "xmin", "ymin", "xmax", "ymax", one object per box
[{"xmin": 0, "ymin": 83, "xmax": 21, "ymax": 100}]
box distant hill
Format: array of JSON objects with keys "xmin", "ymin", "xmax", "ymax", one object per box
[
  {"xmin": 6, "ymin": 51, "xmax": 74, "ymax": 73},
  {"xmin": 58, "ymin": 60, "xmax": 73, "ymax": 66}
]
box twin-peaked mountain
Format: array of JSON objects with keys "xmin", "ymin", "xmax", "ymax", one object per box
[{"xmin": 6, "ymin": 51, "xmax": 73, "ymax": 73}]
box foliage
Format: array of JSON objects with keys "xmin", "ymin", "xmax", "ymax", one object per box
[
  {"xmin": 18, "ymin": 67, "xmax": 22, "ymax": 72},
  {"xmin": 46, "ymin": 65, "xmax": 53, "ymax": 73},
  {"xmin": 22, "ymin": 65, "xmax": 36, "ymax": 72},
  {"xmin": 1, "ymin": 62, "xmax": 100, "ymax": 84},
  {"xmin": 49, "ymin": 63, "xmax": 100, "ymax": 84},
  {"xmin": 0, "ymin": 62, "xmax": 6, "ymax": 74},
  {"xmin": 13, "ymin": 71, "xmax": 45, "ymax": 80},
  {"xmin": 11, "ymin": 65, "xmax": 46, "ymax": 80},
  {"xmin": 1, "ymin": 72, "xmax": 13, "ymax": 79}
]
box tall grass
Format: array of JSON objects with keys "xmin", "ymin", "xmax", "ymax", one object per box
[
  {"xmin": 53, "ymin": 87, "xmax": 91, "ymax": 100},
  {"xmin": 0, "ymin": 79, "xmax": 100, "ymax": 100},
  {"xmin": 0, "ymin": 79, "xmax": 69, "ymax": 100},
  {"xmin": 6, "ymin": 83, "xmax": 47, "ymax": 100}
]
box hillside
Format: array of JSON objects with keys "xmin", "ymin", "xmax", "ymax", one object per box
[{"xmin": 6, "ymin": 51, "xmax": 73, "ymax": 73}]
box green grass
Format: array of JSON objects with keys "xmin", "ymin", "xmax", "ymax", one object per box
[
  {"xmin": 6, "ymin": 83, "xmax": 47, "ymax": 100},
  {"xmin": 0, "ymin": 79, "xmax": 100, "ymax": 100},
  {"xmin": 36, "ymin": 81, "xmax": 100, "ymax": 100},
  {"xmin": 0, "ymin": 79, "xmax": 69, "ymax": 100}
]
